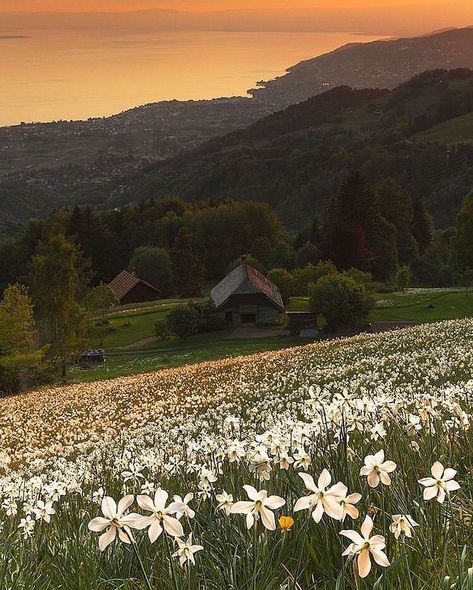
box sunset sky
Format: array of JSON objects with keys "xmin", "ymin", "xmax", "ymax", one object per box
[
  {"xmin": 0, "ymin": 0, "xmax": 470, "ymax": 11},
  {"xmin": 1, "ymin": 1, "xmax": 472, "ymax": 36}
]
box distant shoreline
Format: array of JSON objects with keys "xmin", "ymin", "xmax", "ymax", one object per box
[{"xmin": 0, "ymin": 34, "xmax": 30, "ymax": 39}]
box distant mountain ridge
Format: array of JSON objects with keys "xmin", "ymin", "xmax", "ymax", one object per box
[{"xmin": 250, "ymin": 27, "xmax": 473, "ymax": 107}]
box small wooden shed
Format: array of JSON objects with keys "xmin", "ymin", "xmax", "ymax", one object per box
[{"xmin": 108, "ymin": 270, "xmax": 160, "ymax": 305}]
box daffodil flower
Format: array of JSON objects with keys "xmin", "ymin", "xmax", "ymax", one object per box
[
  {"xmin": 418, "ymin": 461, "xmax": 460, "ymax": 503},
  {"xmin": 360, "ymin": 450, "xmax": 396, "ymax": 488},
  {"xmin": 88, "ymin": 495, "xmax": 141, "ymax": 551},
  {"xmin": 230, "ymin": 485, "xmax": 285, "ymax": 530},
  {"xmin": 172, "ymin": 533, "xmax": 203, "ymax": 566},
  {"xmin": 136, "ymin": 489, "xmax": 185, "ymax": 542},
  {"xmin": 294, "ymin": 470, "xmax": 346, "ymax": 522},
  {"xmin": 340, "ymin": 515, "xmax": 390, "ymax": 578},
  {"xmin": 389, "ymin": 514, "xmax": 419, "ymax": 539}
]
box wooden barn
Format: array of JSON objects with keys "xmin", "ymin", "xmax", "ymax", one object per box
[
  {"xmin": 108, "ymin": 270, "xmax": 160, "ymax": 305},
  {"xmin": 211, "ymin": 259, "xmax": 285, "ymax": 326}
]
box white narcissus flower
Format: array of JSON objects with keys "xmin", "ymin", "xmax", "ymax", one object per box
[
  {"xmin": 88, "ymin": 495, "xmax": 141, "ymax": 551},
  {"xmin": 418, "ymin": 462, "xmax": 460, "ymax": 503},
  {"xmin": 230, "ymin": 485, "xmax": 285, "ymax": 530},
  {"xmin": 389, "ymin": 514, "xmax": 419, "ymax": 539},
  {"xmin": 136, "ymin": 489, "xmax": 185, "ymax": 542},
  {"xmin": 32, "ymin": 500, "xmax": 56, "ymax": 523},
  {"xmin": 294, "ymin": 470, "xmax": 346, "ymax": 523},
  {"xmin": 173, "ymin": 493, "xmax": 195, "ymax": 520},
  {"xmin": 360, "ymin": 450, "xmax": 397, "ymax": 488},
  {"xmin": 340, "ymin": 515, "xmax": 390, "ymax": 578},
  {"xmin": 173, "ymin": 533, "xmax": 203, "ymax": 566},
  {"xmin": 18, "ymin": 515, "xmax": 35, "ymax": 538},
  {"xmin": 340, "ymin": 491, "xmax": 362, "ymax": 522},
  {"xmin": 216, "ymin": 490, "xmax": 234, "ymax": 515}
]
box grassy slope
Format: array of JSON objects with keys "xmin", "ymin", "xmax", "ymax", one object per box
[
  {"xmin": 415, "ymin": 111, "xmax": 473, "ymax": 145},
  {"xmin": 288, "ymin": 289, "xmax": 473, "ymax": 322},
  {"xmin": 74, "ymin": 289, "xmax": 472, "ymax": 384}
]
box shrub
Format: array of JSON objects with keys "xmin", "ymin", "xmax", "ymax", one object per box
[
  {"xmin": 166, "ymin": 304, "xmax": 201, "ymax": 340},
  {"xmin": 308, "ymin": 273, "xmax": 374, "ymax": 330},
  {"xmin": 343, "ymin": 268, "xmax": 375, "ymax": 292},
  {"xmin": 292, "ymin": 261, "xmax": 337, "ymax": 296},
  {"xmin": 154, "ymin": 319, "xmax": 172, "ymax": 341}
]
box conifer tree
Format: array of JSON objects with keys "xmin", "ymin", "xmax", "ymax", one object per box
[
  {"xmin": 171, "ymin": 227, "xmax": 206, "ymax": 297},
  {"xmin": 323, "ymin": 172, "xmax": 397, "ymax": 279}
]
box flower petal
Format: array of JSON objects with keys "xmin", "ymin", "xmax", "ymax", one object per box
[
  {"xmin": 98, "ymin": 526, "xmax": 116, "ymax": 551},
  {"xmin": 231, "ymin": 501, "xmax": 255, "ymax": 514},
  {"xmin": 265, "ymin": 495, "xmax": 285, "ymax": 510},
  {"xmin": 163, "ymin": 515, "xmax": 184, "ymax": 537},
  {"xmin": 154, "ymin": 489, "xmax": 169, "ymax": 510},
  {"xmin": 431, "ymin": 462, "xmax": 444, "ymax": 480},
  {"xmin": 299, "ymin": 472, "xmax": 317, "ymax": 493},
  {"xmin": 260, "ymin": 506, "xmax": 276, "ymax": 531},
  {"xmin": 242, "ymin": 485, "xmax": 259, "ymax": 501},
  {"xmin": 361, "ymin": 515, "xmax": 373, "ymax": 538},
  {"xmin": 358, "ymin": 548, "xmax": 372, "ymax": 578},
  {"xmin": 317, "ymin": 469, "xmax": 331, "ymax": 490},
  {"xmin": 148, "ymin": 520, "xmax": 163, "ymax": 543},
  {"xmin": 117, "ymin": 495, "xmax": 134, "ymax": 517},
  {"xmin": 137, "ymin": 495, "xmax": 156, "ymax": 513},
  {"xmin": 88, "ymin": 517, "xmax": 110, "ymax": 532},
  {"xmin": 101, "ymin": 497, "xmax": 117, "ymax": 520}
]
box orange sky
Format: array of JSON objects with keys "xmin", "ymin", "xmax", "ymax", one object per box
[{"xmin": 1, "ymin": 0, "xmax": 469, "ymax": 11}]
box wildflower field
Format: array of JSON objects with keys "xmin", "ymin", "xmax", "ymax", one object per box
[{"xmin": 0, "ymin": 319, "xmax": 472, "ymax": 589}]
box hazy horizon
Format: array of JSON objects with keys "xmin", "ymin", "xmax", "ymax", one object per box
[{"xmin": 1, "ymin": 3, "xmax": 472, "ymax": 36}]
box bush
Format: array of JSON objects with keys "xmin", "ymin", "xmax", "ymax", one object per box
[
  {"xmin": 154, "ymin": 319, "xmax": 172, "ymax": 341},
  {"xmin": 166, "ymin": 304, "xmax": 201, "ymax": 340},
  {"xmin": 292, "ymin": 261, "xmax": 337, "ymax": 296},
  {"xmin": 308, "ymin": 273, "xmax": 374, "ymax": 331},
  {"xmin": 343, "ymin": 268, "xmax": 375, "ymax": 292},
  {"xmin": 188, "ymin": 301, "xmax": 227, "ymax": 333}
]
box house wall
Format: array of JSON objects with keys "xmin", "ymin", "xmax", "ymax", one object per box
[
  {"xmin": 217, "ymin": 294, "xmax": 282, "ymax": 326},
  {"xmin": 120, "ymin": 283, "xmax": 159, "ymax": 305}
]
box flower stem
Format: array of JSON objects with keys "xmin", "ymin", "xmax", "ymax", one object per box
[{"xmin": 126, "ymin": 531, "xmax": 153, "ymax": 590}]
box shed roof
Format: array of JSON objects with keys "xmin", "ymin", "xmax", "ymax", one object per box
[
  {"xmin": 211, "ymin": 263, "xmax": 284, "ymax": 312},
  {"xmin": 108, "ymin": 270, "xmax": 160, "ymax": 301}
]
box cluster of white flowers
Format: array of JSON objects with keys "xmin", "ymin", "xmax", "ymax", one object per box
[{"xmin": 0, "ymin": 319, "xmax": 470, "ymax": 581}]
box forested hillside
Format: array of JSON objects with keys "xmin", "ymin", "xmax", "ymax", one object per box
[{"xmin": 126, "ymin": 69, "xmax": 473, "ymax": 228}]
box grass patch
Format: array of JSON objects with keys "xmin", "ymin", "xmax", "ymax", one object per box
[
  {"xmin": 415, "ymin": 111, "xmax": 473, "ymax": 144},
  {"xmin": 70, "ymin": 331, "xmax": 303, "ymax": 383}
]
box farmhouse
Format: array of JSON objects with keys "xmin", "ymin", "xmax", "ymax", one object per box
[
  {"xmin": 108, "ymin": 270, "xmax": 160, "ymax": 305},
  {"xmin": 211, "ymin": 259, "xmax": 285, "ymax": 326}
]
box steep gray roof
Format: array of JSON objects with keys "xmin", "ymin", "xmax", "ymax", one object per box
[{"xmin": 211, "ymin": 263, "xmax": 284, "ymax": 311}]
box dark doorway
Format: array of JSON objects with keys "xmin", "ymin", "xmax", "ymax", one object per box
[
  {"xmin": 225, "ymin": 311, "xmax": 233, "ymax": 323},
  {"xmin": 241, "ymin": 313, "xmax": 256, "ymax": 324}
]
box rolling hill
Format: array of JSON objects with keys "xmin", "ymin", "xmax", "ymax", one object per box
[{"xmin": 123, "ymin": 69, "xmax": 473, "ymax": 229}]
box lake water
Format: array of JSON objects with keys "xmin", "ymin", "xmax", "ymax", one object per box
[{"xmin": 0, "ymin": 30, "xmax": 383, "ymax": 126}]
